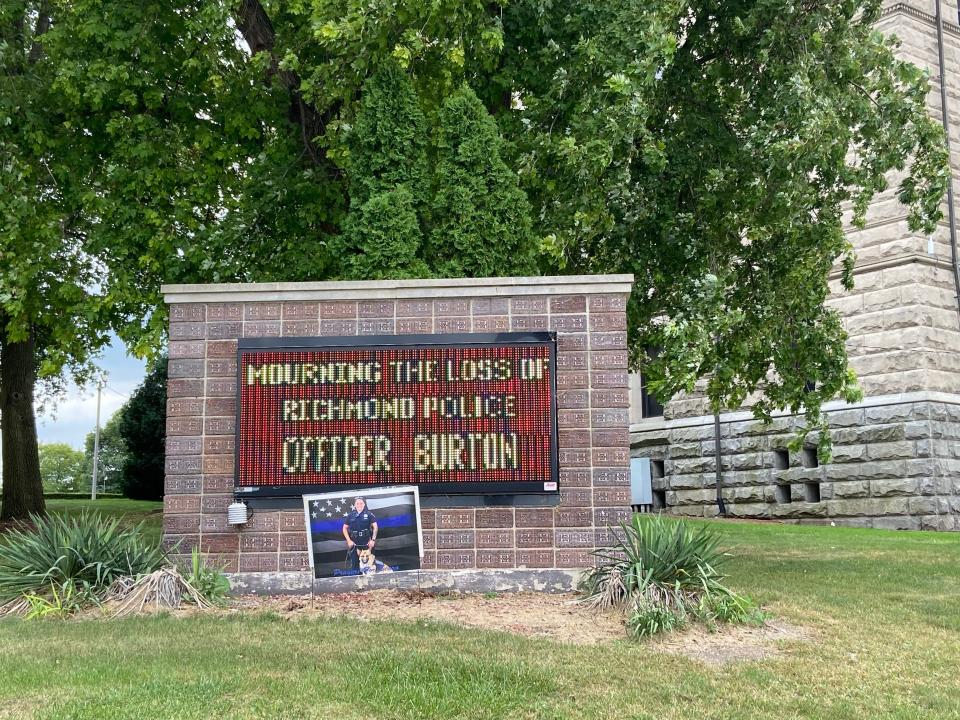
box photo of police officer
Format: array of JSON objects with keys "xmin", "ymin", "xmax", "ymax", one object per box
[{"xmin": 342, "ymin": 497, "xmax": 378, "ymax": 569}]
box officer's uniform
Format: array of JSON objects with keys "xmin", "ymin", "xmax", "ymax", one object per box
[{"xmin": 345, "ymin": 508, "xmax": 377, "ymax": 569}]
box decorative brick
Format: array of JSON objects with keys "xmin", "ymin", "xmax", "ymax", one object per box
[
  {"xmin": 207, "ymin": 322, "xmax": 242, "ymax": 340},
  {"xmin": 280, "ymin": 512, "xmax": 304, "ymax": 531},
  {"xmin": 203, "ymin": 437, "xmax": 235, "ymax": 455},
  {"xmin": 168, "ymin": 379, "xmax": 204, "ymax": 398},
  {"xmin": 436, "ymin": 531, "xmax": 475, "ymax": 549},
  {"xmin": 555, "ymin": 550, "xmax": 595, "ymax": 568},
  {"xmin": 516, "ymin": 529, "xmax": 553, "ymax": 547},
  {"xmin": 244, "ymin": 321, "xmax": 281, "ymax": 338},
  {"xmin": 201, "ymin": 495, "xmax": 233, "ymax": 514},
  {"xmin": 320, "ymin": 302, "xmax": 358, "ymax": 318},
  {"xmin": 203, "ymin": 455, "xmax": 234, "ymax": 475},
  {"xmin": 320, "ymin": 319, "xmax": 357, "ymax": 335},
  {"xmin": 165, "ymin": 457, "xmax": 201, "ymax": 475},
  {"xmin": 591, "ymin": 332, "xmax": 627, "ymax": 350},
  {"xmin": 203, "ymin": 475, "xmax": 232, "ymax": 493},
  {"xmin": 594, "ymin": 487, "xmax": 630, "ymax": 506},
  {"xmin": 560, "ymin": 469, "xmax": 591, "ymax": 487},
  {"xmin": 205, "ymin": 417, "xmax": 235, "ymax": 435},
  {"xmin": 420, "ymin": 510, "xmax": 436, "ymax": 530},
  {"xmin": 398, "ymin": 318, "xmax": 432, "ymax": 334},
  {"xmin": 588, "ymin": 295, "xmax": 627, "ymax": 313},
  {"xmin": 164, "ymin": 515, "xmax": 199, "ymax": 534},
  {"xmin": 592, "ymin": 447, "xmax": 629, "ymax": 466},
  {"xmin": 590, "ymin": 313, "xmax": 626, "ymax": 332},
  {"xmin": 516, "ymin": 509, "xmax": 554, "ymax": 527},
  {"xmin": 200, "ymin": 514, "xmax": 230, "ymax": 533},
  {"xmin": 169, "ymin": 304, "xmax": 206, "ymax": 322},
  {"xmin": 595, "ymin": 508, "xmax": 632, "ymax": 527},
  {"xmin": 557, "ymin": 372, "xmax": 589, "ymax": 390},
  {"xmin": 558, "ymin": 390, "xmax": 589, "ymax": 409},
  {"xmin": 557, "ymin": 352, "xmax": 588, "ymax": 371},
  {"xmin": 279, "ymin": 553, "xmax": 310, "ymax": 572},
  {"xmin": 244, "ymin": 303, "xmax": 281, "ymax": 320},
  {"xmin": 283, "ymin": 320, "xmax": 320, "ymax": 336},
  {"xmin": 166, "ymin": 437, "xmax": 202, "ymax": 456},
  {"xmin": 592, "ymin": 408, "xmax": 629, "ymax": 426},
  {"xmin": 558, "ymin": 410, "xmax": 589, "ymax": 428},
  {"xmin": 206, "ymin": 340, "xmax": 238, "ymax": 358},
  {"xmin": 550, "ymin": 296, "xmax": 586, "ymax": 313},
  {"xmin": 165, "ymin": 495, "xmax": 200, "ymax": 514},
  {"xmin": 240, "ymin": 554, "xmax": 279, "ymax": 573},
  {"xmin": 516, "ymin": 550, "xmax": 554, "ymax": 568},
  {"xmin": 476, "ymin": 530, "xmax": 513, "ymax": 547},
  {"xmin": 437, "ymin": 510, "xmax": 475, "ymax": 529},
  {"xmin": 420, "ymin": 551, "xmax": 437, "ymax": 569},
  {"xmin": 558, "ymin": 449, "xmax": 590, "ymax": 467},
  {"xmin": 435, "ymin": 317, "xmax": 470, "ymax": 333},
  {"xmin": 550, "ymin": 315, "xmax": 587, "ymax": 333},
  {"xmin": 560, "ymin": 488, "xmax": 592, "ymax": 507},
  {"xmin": 282, "ymin": 302, "xmax": 319, "ymax": 319},
  {"xmin": 593, "ymin": 429, "xmax": 630, "ymax": 447},
  {"xmin": 472, "ymin": 298, "xmax": 509, "ymax": 315},
  {"xmin": 477, "ymin": 550, "xmax": 515, "ymax": 568},
  {"xmin": 591, "ymin": 351, "xmax": 628, "ymax": 369},
  {"xmin": 472, "ymin": 316, "xmax": 509, "ymax": 332},
  {"xmin": 511, "ymin": 298, "xmax": 546, "ymax": 314},
  {"xmin": 559, "ymin": 430, "xmax": 591, "ymax": 448},
  {"xmin": 162, "ymin": 535, "xmax": 198, "ymax": 554},
  {"xmin": 593, "ymin": 468, "xmax": 629, "ymax": 486},
  {"xmin": 359, "ymin": 300, "xmax": 395, "ymax": 318},
  {"xmin": 169, "ymin": 340, "xmax": 205, "ymax": 359},
  {"xmin": 168, "ymin": 359, "xmax": 204, "ymax": 379},
  {"xmin": 591, "ymin": 371, "xmax": 628, "ymax": 389},
  {"xmin": 556, "ymin": 509, "xmax": 592, "ymax": 527},
  {"xmin": 170, "ymin": 322, "xmax": 206, "ymax": 340},
  {"xmin": 167, "ymin": 418, "xmax": 203, "ymax": 436},
  {"xmin": 358, "ymin": 319, "xmax": 395, "ymax": 335},
  {"xmin": 240, "ymin": 534, "xmax": 278, "ymax": 553},
  {"xmin": 248, "ymin": 513, "xmax": 279, "ymax": 533},
  {"xmin": 556, "ymin": 529, "xmax": 595, "ymax": 547},
  {"xmin": 397, "ymin": 300, "xmax": 432, "ymax": 317},
  {"xmin": 475, "ymin": 508, "xmax": 513, "ymax": 528},
  {"xmin": 422, "ymin": 531, "xmax": 436, "ymax": 550},
  {"xmin": 511, "ymin": 315, "xmax": 549, "ymax": 331},
  {"xmin": 280, "ymin": 533, "xmax": 307, "ymax": 551},
  {"xmin": 207, "ymin": 358, "xmax": 237, "ymax": 377},
  {"xmin": 434, "ymin": 299, "xmax": 470, "ymax": 316},
  {"xmin": 206, "ymin": 378, "xmax": 237, "ymax": 397},
  {"xmin": 207, "ymin": 303, "xmax": 243, "ymax": 321},
  {"xmin": 205, "ymin": 398, "xmax": 236, "ymax": 416},
  {"xmin": 165, "ymin": 476, "xmax": 202, "ymax": 494},
  {"xmin": 201, "ymin": 534, "xmax": 239, "ymax": 554},
  {"xmin": 167, "ymin": 400, "xmax": 203, "ymax": 416},
  {"xmin": 558, "ymin": 334, "xmax": 587, "ymax": 351},
  {"xmin": 592, "ymin": 389, "xmax": 629, "ymax": 408},
  {"xmin": 436, "ymin": 551, "xmax": 475, "ymax": 569}
]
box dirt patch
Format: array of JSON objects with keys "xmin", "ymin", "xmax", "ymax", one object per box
[
  {"xmin": 227, "ymin": 590, "xmax": 628, "ymax": 645},
  {"xmin": 649, "ymin": 618, "xmax": 811, "ymax": 666}
]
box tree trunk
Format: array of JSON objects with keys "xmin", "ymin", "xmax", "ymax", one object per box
[{"xmin": 0, "ymin": 328, "xmax": 45, "ymax": 520}]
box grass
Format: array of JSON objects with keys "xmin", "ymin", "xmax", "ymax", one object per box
[
  {"xmin": 44, "ymin": 498, "xmax": 163, "ymax": 545},
  {"xmin": 0, "ymin": 518, "xmax": 957, "ymax": 719}
]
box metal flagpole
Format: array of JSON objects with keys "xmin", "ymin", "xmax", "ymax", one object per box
[{"xmin": 91, "ymin": 376, "xmax": 105, "ymax": 501}]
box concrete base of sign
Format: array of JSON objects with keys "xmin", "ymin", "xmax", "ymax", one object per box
[{"xmin": 228, "ymin": 568, "xmax": 583, "ymax": 595}]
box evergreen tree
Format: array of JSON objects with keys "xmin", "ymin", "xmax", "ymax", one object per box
[
  {"xmin": 341, "ymin": 187, "xmax": 431, "ymax": 280},
  {"xmin": 428, "ymin": 85, "xmax": 537, "ymax": 277},
  {"xmin": 117, "ymin": 358, "xmax": 166, "ymax": 500}
]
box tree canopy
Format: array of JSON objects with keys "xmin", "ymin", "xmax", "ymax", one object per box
[{"xmin": 0, "ymin": 0, "xmax": 948, "ymax": 514}]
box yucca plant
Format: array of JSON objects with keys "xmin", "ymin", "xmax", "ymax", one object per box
[
  {"xmin": 579, "ymin": 513, "xmax": 760, "ymax": 638},
  {"xmin": 0, "ymin": 511, "xmax": 166, "ymax": 608}
]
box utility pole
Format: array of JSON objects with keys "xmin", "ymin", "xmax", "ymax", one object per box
[{"xmin": 91, "ymin": 376, "xmax": 105, "ymax": 501}]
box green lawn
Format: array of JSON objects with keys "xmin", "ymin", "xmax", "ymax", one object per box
[
  {"xmin": 45, "ymin": 498, "xmax": 163, "ymax": 544},
  {"xmin": 0, "ymin": 518, "xmax": 958, "ymax": 719}
]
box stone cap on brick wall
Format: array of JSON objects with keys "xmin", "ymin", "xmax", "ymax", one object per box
[{"xmin": 161, "ymin": 275, "xmax": 635, "ymax": 303}]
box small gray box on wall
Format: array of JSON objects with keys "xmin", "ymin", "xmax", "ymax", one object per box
[{"xmin": 630, "ymin": 457, "xmax": 652, "ymax": 506}]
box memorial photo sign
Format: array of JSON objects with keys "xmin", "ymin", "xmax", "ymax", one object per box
[
  {"xmin": 303, "ymin": 485, "xmax": 423, "ymax": 579},
  {"xmin": 236, "ymin": 333, "xmax": 558, "ymax": 498}
]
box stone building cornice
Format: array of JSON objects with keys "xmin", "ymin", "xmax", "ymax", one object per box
[{"xmin": 880, "ymin": 2, "xmax": 960, "ymax": 36}]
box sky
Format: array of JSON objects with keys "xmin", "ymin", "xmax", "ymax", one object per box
[{"xmin": 36, "ymin": 336, "xmax": 148, "ymax": 450}]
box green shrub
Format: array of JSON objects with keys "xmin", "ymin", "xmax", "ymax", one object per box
[
  {"xmin": 579, "ymin": 513, "xmax": 761, "ymax": 638},
  {"xmin": 186, "ymin": 549, "xmax": 231, "ymax": 604},
  {"xmin": 0, "ymin": 511, "xmax": 166, "ymax": 604}
]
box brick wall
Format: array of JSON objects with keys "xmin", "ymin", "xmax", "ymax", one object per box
[{"xmin": 162, "ymin": 275, "xmax": 634, "ymax": 572}]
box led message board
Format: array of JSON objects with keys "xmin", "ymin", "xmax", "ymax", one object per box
[{"xmin": 235, "ymin": 333, "xmax": 558, "ymax": 498}]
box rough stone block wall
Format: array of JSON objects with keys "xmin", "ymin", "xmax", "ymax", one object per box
[
  {"xmin": 631, "ymin": 397, "xmax": 960, "ymax": 530},
  {"xmin": 162, "ymin": 276, "xmax": 633, "ymax": 572}
]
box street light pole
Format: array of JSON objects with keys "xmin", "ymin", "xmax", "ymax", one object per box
[{"xmin": 91, "ymin": 376, "xmax": 105, "ymax": 501}]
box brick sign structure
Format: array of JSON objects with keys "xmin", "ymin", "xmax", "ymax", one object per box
[{"xmin": 162, "ymin": 275, "xmax": 633, "ymax": 580}]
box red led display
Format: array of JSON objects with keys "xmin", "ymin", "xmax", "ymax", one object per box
[{"xmin": 235, "ymin": 336, "xmax": 558, "ymax": 496}]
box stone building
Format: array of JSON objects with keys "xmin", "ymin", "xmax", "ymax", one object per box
[{"xmin": 629, "ymin": 0, "xmax": 960, "ymax": 530}]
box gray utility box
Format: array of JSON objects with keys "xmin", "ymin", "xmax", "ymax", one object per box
[{"xmin": 630, "ymin": 457, "xmax": 653, "ymax": 506}]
